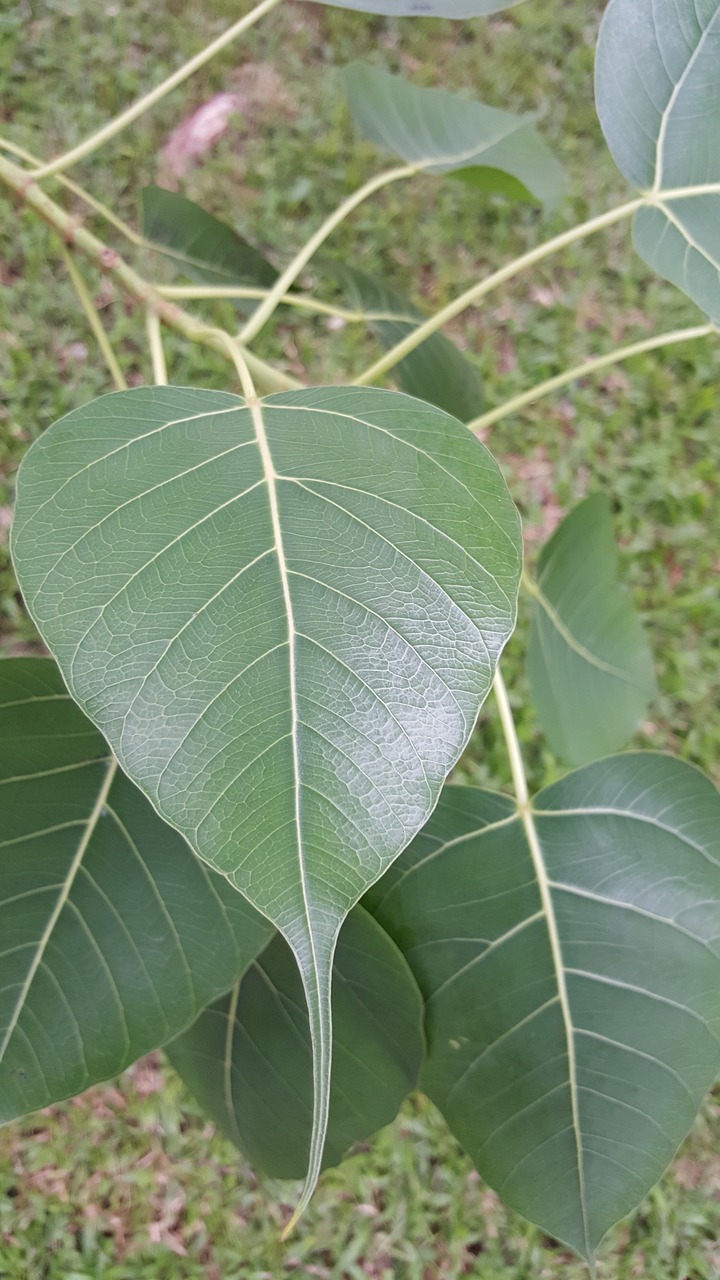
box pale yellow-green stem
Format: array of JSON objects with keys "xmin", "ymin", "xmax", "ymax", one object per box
[
  {"xmin": 240, "ymin": 347, "xmax": 303, "ymax": 392},
  {"xmin": 353, "ymin": 198, "xmax": 645, "ymax": 387},
  {"xmin": 648, "ymin": 181, "xmax": 720, "ymax": 200},
  {"xmin": 0, "ymin": 153, "xmax": 299, "ymax": 394},
  {"xmin": 158, "ymin": 283, "xmax": 418, "ymax": 326},
  {"xmin": 146, "ymin": 309, "xmax": 168, "ymax": 386},
  {"xmin": 1, "ymin": 136, "xmax": 146, "ymax": 247},
  {"xmin": 214, "ymin": 330, "xmax": 262, "ymax": 403},
  {"xmin": 492, "ymin": 664, "xmax": 592, "ymax": 1258},
  {"xmin": 237, "ymin": 164, "xmax": 418, "ymax": 344},
  {"xmin": 60, "ymin": 246, "xmax": 127, "ymax": 391},
  {"xmin": 493, "ymin": 667, "xmax": 530, "ymax": 810},
  {"xmin": 467, "ymin": 323, "xmax": 717, "ymax": 432},
  {"xmin": 27, "ymin": 0, "xmax": 285, "ymax": 180}
]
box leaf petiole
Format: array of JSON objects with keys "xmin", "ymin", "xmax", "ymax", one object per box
[
  {"xmin": 60, "ymin": 246, "xmax": 127, "ymax": 391},
  {"xmin": 0, "ymin": 153, "xmax": 301, "ymax": 394},
  {"xmin": 352, "ymin": 198, "xmax": 645, "ymax": 387},
  {"xmin": 467, "ymin": 323, "xmax": 716, "ymax": 432},
  {"xmin": 146, "ymin": 309, "xmax": 169, "ymax": 386},
  {"xmin": 237, "ymin": 164, "xmax": 418, "ymax": 344}
]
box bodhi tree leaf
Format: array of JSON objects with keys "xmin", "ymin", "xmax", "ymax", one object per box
[
  {"xmin": 337, "ymin": 265, "xmax": 484, "ymax": 421},
  {"xmin": 11, "ymin": 383, "xmax": 521, "ymax": 1218},
  {"xmin": 344, "ymin": 64, "xmax": 567, "ymax": 209},
  {"xmin": 168, "ymin": 907, "xmax": 424, "ymax": 1178},
  {"xmin": 312, "ymin": 0, "xmax": 524, "ymax": 16},
  {"xmin": 596, "ymin": 0, "xmax": 720, "ymax": 322},
  {"xmin": 367, "ymin": 757, "xmax": 720, "ymax": 1261},
  {"xmin": 141, "ymin": 186, "xmax": 277, "ymax": 310},
  {"xmin": 526, "ymin": 495, "xmax": 656, "ymax": 765},
  {"xmin": 0, "ymin": 658, "xmax": 273, "ymax": 1124}
]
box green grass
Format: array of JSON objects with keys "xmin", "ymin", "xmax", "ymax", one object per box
[
  {"xmin": 1, "ymin": 1, "xmax": 719, "ymax": 1275},
  {"xmin": 1, "ymin": 1058, "xmax": 718, "ymax": 1280}
]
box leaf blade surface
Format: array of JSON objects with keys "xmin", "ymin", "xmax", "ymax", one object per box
[
  {"xmin": 11, "ymin": 383, "xmax": 521, "ymax": 1209},
  {"xmin": 526, "ymin": 496, "xmax": 656, "ymax": 764},
  {"xmin": 312, "ymin": 0, "xmax": 524, "ymax": 15},
  {"xmin": 345, "ymin": 63, "xmax": 567, "ymax": 208},
  {"xmin": 141, "ymin": 185, "xmax": 277, "ymax": 312},
  {"xmin": 168, "ymin": 906, "xmax": 424, "ymax": 1177},
  {"xmin": 0, "ymin": 658, "xmax": 273, "ymax": 1124},
  {"xmin": 368, "ymin": 757, "xmax": 720, "ymax": 1259},
  {"xmin": 596, "ymin": 0, "xmax": 720, "ymax": 320},
  {"xmin": 337, "ymin": 266, "xmax": 484, "ymax": 420}
]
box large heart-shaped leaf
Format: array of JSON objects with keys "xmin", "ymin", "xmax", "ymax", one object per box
[
  {"xmin": 312, "ymin": 0, "xmax": 524, "ymax": 16},
  {"xmin": 337, "ymin": 265, "xmax": 484, "ymax": 421},
  {"xmin": 141, "ymin": 186, "xmax": 277, "ymax": 312},
  {"xmin": 367, "ymin": 757, "xmax": 720, "ymax": 1261},
  {"xmin": 11, "ymin": 384, "xmax": 521, "ymax": 1215},
  {"xmin": 344, "ymin": 64, "xmax": 567, "ymax": 209},
  {"xmin": 168, "ymin": 907, "xmax": 424, "ymax": 1178},
  {"xmin": 0, "ymin": 658, "xmax": 273, "ymax": 1124},
  {"xmin": 596, "ymin": 0, "xmax": 720, "ymax": 321},
  {"xmin": 526, "ymin": 496, "xmax": 656, "ymax": 764}
]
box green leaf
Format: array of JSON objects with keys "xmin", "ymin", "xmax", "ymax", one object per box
[
  {"xmin": 141, "ymin": 186, "xmax": 277, "ymax": 312},
  {"xmin": 168, "ymin": 907, "xmax": 424, "ymax": 1178},
  {"xmin": 344, "ymin": 64, "xmax": 567, "ymax": 209},
  {"xmin": 337, "ymin": 265, "xmax": 483, "ymax": 421},
  {"xmin": 0, "ymin": 658, "xmax": 273, "ymax": 1124},
  {"xmin": 526, "ymin": 496, "xmax": 657, "ymax": 765},
  {"xmin": 11, "ymin": 383, "xmax": 521, "ymax": 1216},
  {"xmin": 313, "ymin": 0, "xmax": 524, "ymax": 16},
  {"xmin": 596, "ymin": 0, "xmax": 720, "ymax": 322},
  {"xmin": 368, "ymin": 758, "xmax": 720, "ymax": 1261}
]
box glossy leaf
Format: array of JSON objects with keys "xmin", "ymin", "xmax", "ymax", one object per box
[
  {"xmin": 11, "ymin": 383, "xmax": 521, "ymax": 1213},
  {"xmin": 596, "ymin": 0, "xmax": 720, "ymax": 321},
  {"xmin": 344, "ymin": 64, "xmax": 567, "ymax": 209},
  {"xmin": 141, "ymin": 186, "xmax": 277, "ymax": 311},
  {"xmin": 526, "ymin": 496, "xmax": 656, "ymax": 765},
  {"xmin": 168, "ymin": 907, "xmax": 424, "ymax": 1178},
  {"xmin": 0, "ymin": 658, "xmax": 273, "ymax": 1124},
  {"xmin": 368, "ymin": 757, "xmax": 720, "ymax": 1261},
  {"xmin": 338, "ymin": 265, "xmax": 483, "ymax": 420},
  {"xmin": 313, "ymin": 0, "xmax": 524, "ymax": 16}
]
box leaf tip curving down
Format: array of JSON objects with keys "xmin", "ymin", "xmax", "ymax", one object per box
[{"xmin": 11, "ymin": 382, "xmax": 521, "ymax": 1213}]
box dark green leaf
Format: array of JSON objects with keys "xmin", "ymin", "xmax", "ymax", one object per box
[
  {"xmin": 344, "ymin": 64, "xmax": 567, "ymax": 209},
  {"xmin": 368, "ymin": 757, "xmax": 720, "ymax": 1260},
  {"xmin": 11, "ymin": 383, "xmax": 521, "ymax": 1212},
  {"xmin": 526, "ymin": 496, "xmax": 656, "ymax": 764},
  {"xmin": 596, "ymin": 0, "xmax": 720, "ymax": 321},
  {"xmin": 0, "ymin": 658, "xmax": 273, "ymax": 1124},
  {"xmin": 141, "ymin": 186, "xmax": 277, "ymax": 313},
  {"xmin": 313, "ymin": 0, "xmax": 524, "ymax": 16},
  {"xmin": 338, "ymin": 265, "xmax": 483, "ymax": 420},
  {"xmin": 168, "ymin": 907, "xmax": 424, "ymax": 1178}
]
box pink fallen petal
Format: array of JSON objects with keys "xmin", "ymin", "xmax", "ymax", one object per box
[{"xmin": 160, "ymin": 92, "xmax": 242, "ymax": 181}]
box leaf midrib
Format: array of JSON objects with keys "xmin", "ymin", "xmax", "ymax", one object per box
[
  {"xmin": 516, "ymin": 800, "xmax": 591, "ymax": 1258},
  {"xmin": 0, "ymin": 756, "xmax": 118, "ymax": 1065},
  {"xmin": 247, "ymin": 397, "xmax": 315, "ymax": 975},
  {"xmin": 653, "ymin": 7, "xmax": 720, "ymax": 193},
  {"xmin": 528, "ymin": 574, "xmax": 650, "ymax": 689}
]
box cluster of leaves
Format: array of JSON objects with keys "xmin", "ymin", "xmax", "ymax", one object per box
[{"xmin": 2, "ymin": 0, "xmax": 720, "ymax": 1269}]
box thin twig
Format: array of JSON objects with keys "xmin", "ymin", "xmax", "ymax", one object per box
[
  {"xmin": 352, "ymin": 198, "xmax": 645, "ymax": 387},
  {"xmin": 468, "ymin": 324, "xmax": 716, "ymax": 432},
  {"xmin": 0, "ymin": 152, "xmax": 300, "ymax": 393},
  {"xmin": 60, "ymin": 246, "xmax": 127, "ymax": 390},
  {"xmin": 238, "ymin": 164, "xmax": 417, "ymax": 344},
  {"xmin": 27, "ymin": 0, "xmax": 285, "ymax": 180},
  {"xmin": 146, "ymin": 308, "xmax": 168, "ymax": 385}
]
